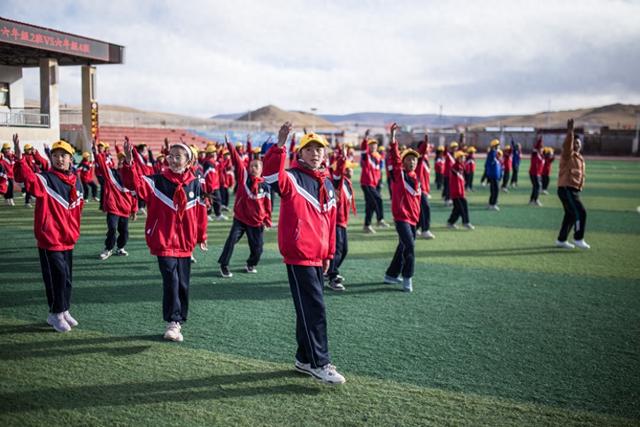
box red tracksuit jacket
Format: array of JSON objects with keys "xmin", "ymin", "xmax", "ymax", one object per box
[
  {"xmin": 96, "ymin": 153, "xmax": 137, "ymax": 217},
  {"xmin": 14, "ymin": 159, "xmax": 84, "ymax": 250},
  {"xmin": 435, "ymin": 155, "xmax": 445, "ymax": 174},
  {"xmin": 530, "ymin": 150, "xmax": 544, "ymax": 176},
  {"xmin": 202, "ymin": 156, "xmax": 220, "ymax": 192},
  {"xmin": 0, "ymin": 162, "xmax": 7, "ymax": 194},
  {"xmin": 464, "ymin": 154, "xmax": 476, "ymax": 174},
  {"xmin": 389, "ymin": 142, "xmax": 421, "ymax": 225},
  {"xmin": 77, "ymin": 160, "xmax": 95, "ymax": 183},
  {"xmin": 449, "ymin": 161, "xmax": 466, "ymax": 199},
  {"xmin": 227, "ymin": 142, "xmax": 272, "ymax": 228},
  {"xmin": 331, "ymin": 154, "xmax": 356, "ymax": 228},
  {"xmin": 359, "ymin": 138, "xmax": 382, "ymax": 187},
  {"xmin": 443, "ymin": 151, "xmax": 455, "ymax": 176},
  {"xmin": 503, "ymin": 151, "xmax": 513, "ymax": 172},
  {"xmin": 1, "ymin": 154, "xmax": 15, "ymax": 179},
  {"xmin": 264, "ymin": 145, "xmax": 336, "ymax": 266},
  {"xmin": 121, "ymin": 163, "xmax": 207, "ymax": 257},
  {"xmin": 416, "ymin": 143, "xmax": 431, "ymax": 196}
]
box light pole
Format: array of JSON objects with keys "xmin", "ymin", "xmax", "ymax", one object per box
[{"xmin": 311, "ymin": 107, "xmax": 317, "ymax": 132}]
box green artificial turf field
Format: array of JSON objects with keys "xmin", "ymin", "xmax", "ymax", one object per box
[{"xmin": 0, "ymin": 159, "xmax": 639, "ymax": 426}]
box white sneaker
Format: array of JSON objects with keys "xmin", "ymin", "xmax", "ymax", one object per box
[
  {"xmin": 215, "ymin": 214, "xmax": 228, "ymax": 221},
  {"xmin": 49, "ymin": 313, "xmax": 71, "ymax": 333},
  {"xmin": 501, "ymin": 187, "xmax": 509, "ymax": 193},
  {"xmin": 163, "ymin": 321, "xmax": 183, "ymax": 342},
  {"xmin": 383, "ymin": 274, "xmax": 402, "ymax": 285},
  {"xmin": 555, "ymin": 240, "xmax": 575, "ymax": 249},
  {"xmin": 25, "ymin": 203, "xmax": 33, "ymax": 208},
  {"xmin": 245, "ymin": 265, "xmax": 258, "ymax": 274},
  {"xmin": 327, "ymin": 278, "xmax": 346, "ymax": 291},
  {"xmin": 294, "ymin": 359, "xmax": 313, "ymax": 376},
  {"xmin": 463, "ymin": 223, "xmax": 475, "ymax": 230},
  {"xmin": 9, "ymin": 199, "xmax": 15, "ymax": 206},
  {"xmin": 139, "ymin": 207, "xmax": 147, "ymax": 216},
  {"xmin": 309, "ymin": 364, "xmax": 346, "ymax": 385},
  {"xmin": 402, "ymin": 277, "xmax": 413, "ymax": 292},
  {"xmin": 488, "ymin": 204, "xmax": 500, "ymax": 211},
  {"xmin": 573, "ymin": 239, "xmax": 591, "ymax": 250},
  {"xmin": 376, "ymin": 220, "xmax": 390, "ymax": 228},
  {"xmin": 419, "ymin": 230, "xmax": 435, "ymax": 239},
  {"xmin": 542, "ymin": 190, "xmax": 549, "ymax": 195},
  {"xmin": 63, "ymin": 311, "xmax": 79, "ymax": 327},
  {"xmin": 190, "ymin": 255, "xmax": 197, "ymax": 264},
  {"xmin": 115, "ymin": 248, "xmax": 128, "ymax": 256},
  {"xmin": 447, "ymin": 223, "xmax": 458, "ymax": 229},
  {"xmin": 363, "ymin": 225, "xmax": 376, "ymax": 234},
  {"xmin": 99, "ymin": 249, "xmax": 113, "ymax": 260}
]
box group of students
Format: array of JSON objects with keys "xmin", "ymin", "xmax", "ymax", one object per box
[{"xmin": 3, "ymin": 118, "xmax": 589, "ymax": 387}]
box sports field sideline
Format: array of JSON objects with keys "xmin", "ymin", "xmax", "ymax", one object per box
[{"xmin": 0, "ymin": 158, "xmax": 639, "ymax": 426}]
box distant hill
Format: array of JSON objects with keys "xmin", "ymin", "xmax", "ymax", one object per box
[
  {"xmin": 471, "ymin": 103, "xmax": 639, "ymax": 130},
  {"xmin": 233, "ymin": 105, "xmax": 337, "ymax": 129},
  {"xmin": 319, "ymin": 112, "xmax": 508, "ymax": 128}
]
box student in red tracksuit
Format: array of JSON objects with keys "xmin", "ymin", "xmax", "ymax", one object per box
[
  {"xmin": 416, "ymin": 135, "xmax": 435, "ymax": 239},
  {"xmin": 153, "ymin": 154, "xmax": 168, "ymax": 174},
  {"xmin": 447, "ymin": 151, "xmax": 474, "ymax": 230},
  {"xmin": 0, "ymin": 152, "xmax": 8, "ymax": 196},
  {"xmin": 218, "ymin": 136, "xmax": 272, "ymax": 277},
  {"xmin": 121, "ymin": 139, "xmax": 208, "ymax": 343},
  {"xmin": 541, "ymin": 147, "xmax": 555, "ymax": 194},
  {"xmin": 202, "ymin": 145, "xmax": 225, "ymax": 221},
  {"xmin": 77, "ymin": 152, "xmax": 99, "ymax": 201},
  {"xmin": 501, "ymin": 146, "xmax": 513, "ymax": 192},
  {"xmin": 360, "ymin": 129, "xmax": 389, "ymax": 233},
  {"xmin": 263, "ymin": 122, "xmax": 345, "ymax": 385},
  {"xmin": 20, "ymin": 144, "xmax": 49, "ymax": 207},
  {"xmin": 434, "ymin": 146, "xmax": 445, "ymax": 190},
  {"xmin": 13, "ymin": 135, "xmax": 84, "ymax": 333},
  {"xmin": 383, "ymin": 123, "xmax": 421, "ymax": 293},
  {"xmin": 1, "ymin": 142, "xmax": 16, "ymax": 205},
  {"xmin": 464, "ymin": 146, "xmax": 476, "ymax": 191},
  {"xmin": 94, "ymin": 144, "xmax": 138, "ymax": 260},
  {"xmin": 326, "ymin": 145, "xmax": 357, "ymax": 291},
  {"xmin": 441, "ymin": 141, "xmax": 457, "ymax": 206},
  {"xmin": 529, "ymin": 136, "xmax": 544, "ymax": 206},
  {"xmin": 218, "ymin": 150, "xmax": 234, "ymax": 212}
]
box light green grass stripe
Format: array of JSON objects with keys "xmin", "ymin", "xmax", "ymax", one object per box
[{"xmin": 0, "ymin": 317, "xmax": 635, "ymax": 427}]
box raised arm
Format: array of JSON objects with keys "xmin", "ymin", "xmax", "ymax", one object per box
[
  {"xmin": 388, "ymin": 123, "xmax": 402, "ymax": 174},
  {"xmin": 263, "ymin": 122, "xmax": 293, "ymax": 197},
  {"xmin": 120, "ymin": 138, "xmax": 150, "ymax": 201},
  {"xmin": 562, "ymin": 119, "xmax": 575, "ymax": 159},
  {"xmin": 226, "ymin": 134, "xmax": 246, "ymax": 182}
]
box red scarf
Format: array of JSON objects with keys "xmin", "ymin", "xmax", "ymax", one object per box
[
  {"xmin": 295, "ymin": 162, "xmax": 330, "ymax": 211},
  {"xmin": 249, "ymin": 175, "xmax": 264, "ymax": 194},
  {"xmin": 162, "ymin": 169, "xmax": 195, "ymax": 222},
  {"xmin": 52, "ymin": 169, "xmax": 78, "ymax": 204}
]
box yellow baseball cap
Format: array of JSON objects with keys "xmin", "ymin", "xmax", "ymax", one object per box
[
  {"xmin": 401, "ymin": 148, "xmax": 419, "ymax": 161},
  {"xmin": 490, "ymin": 139, "xmax": 500, "ymax": 147},
  {"xmin": 2, "ymin": 143, "xmax": 10, "ymax": 150},
  {"xmin": 454, "ymin": 150, "xmax": 466, "ymax": 159},
  {"xmin": 205, "ymin": 145, "xmax": 217, "ymax": 154},
  {"xmin": 24, "ymin": 144, "xmax": 33, "ymax": 150},
  {"xmin": 449, "ymin": 141, "xmax": 459, "ymax": 149},
  {"xmin": 377, "ymin": 146, "xmax": 386, "ymax": 152},
  {"xmin": 82, "ymin": 151, "xmax": 90, "ymax": 159},
  {"xmin": 299, "ymin": 133, "xmax": 329, "ymax": 150},
  {"xmin": 51, "ymin": 140, "xmax": 75, "ymax": 156},
  {"xmin": 466, "ymin": 146, "xmax": 477, "ymax": 153},
  {"xmin": 436, "ymin": 145, "xmax": 445, "ymax": 152}
]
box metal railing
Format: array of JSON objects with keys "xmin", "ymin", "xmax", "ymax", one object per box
[{"xmin": 0, "ymin": 110, "xmax": 50, "ymax": 128}]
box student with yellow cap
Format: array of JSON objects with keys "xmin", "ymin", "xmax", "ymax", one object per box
[
  {"xmin": 485, "ymin": 139, "xmax": 502, "ymax": 211},
  {"xmin": 78, "ymin": 152, "xmax": 99, "ymax": 202},
  {"xmin": 383, "ymin": 124, "xmax": 422, "ymax": 292},
  {"xmin": 13, "ymin": 134, "xmax": 85, "ymax": 332},
  {"xmin": 447, "ymin": 150, "xmax": 474, "ymax": 230},
  {"xmin": 263, "ymin": 123, "xmax": 346, "ymax": 385},
  {"xmin": 1, "ymin": 142, "xmax": 16, "ymax": 205},
  {"xmin": 441, "ymin": 141, "xmax": 457, "ymax": 206},
  {"xmin": 434, "ymin": 146, "xmax": 445, "ymax": 190},
  {"xmin": 360, "ymin": 129, "xmax": 389, "ymax": 233}
]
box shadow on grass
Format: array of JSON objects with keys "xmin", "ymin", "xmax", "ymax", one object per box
[
  {"xmin": 0, "ymin": 370, "xmax": 320, "ymax": 412},
  {"xmin": 0, "ymin": 280, "xmax": 291, "ymax": 309}
]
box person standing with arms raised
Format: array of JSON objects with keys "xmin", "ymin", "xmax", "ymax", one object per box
[
  {"xmin": 556, "ymin": 119, "xmax": 589, "ymax": 249},
  {"xmin": 263, "ymin": 122, "xmax": 345, "ymax": 385}
]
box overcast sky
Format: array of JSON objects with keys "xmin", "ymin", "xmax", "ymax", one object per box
[{"xmin": 5, "ymin": 0, "xmax": 640, "ymax": 117}]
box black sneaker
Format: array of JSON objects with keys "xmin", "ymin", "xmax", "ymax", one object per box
[
  {"xmin": 245, "ymin": 265, "xmax": 257, "ymax": 274},
  {"xmin": 328, "ymin": 279, "xmax": 345, "ymax": 292},
  {"xmin": 220, "ymin": 265, "xmax": 233, "ymax": 278}
]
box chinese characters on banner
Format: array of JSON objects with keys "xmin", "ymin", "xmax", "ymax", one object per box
[{"xmin": 0, "ymin": 18, "xmax": 110, "ymax": 61}]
